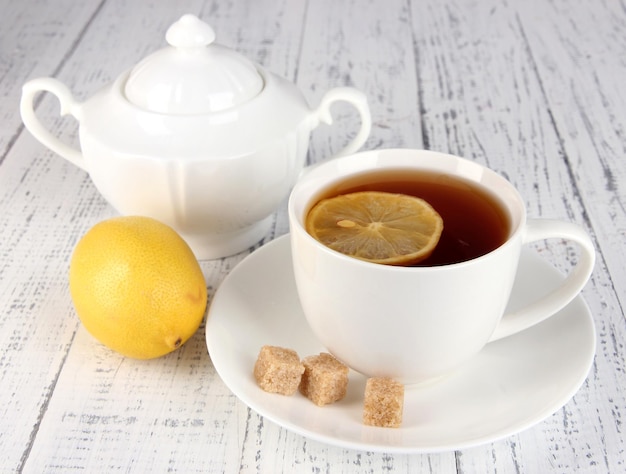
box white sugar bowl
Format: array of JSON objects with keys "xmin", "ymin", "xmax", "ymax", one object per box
[{"xmin": 21, "ymin": 14, "xmax": 371, "ymax": 259}]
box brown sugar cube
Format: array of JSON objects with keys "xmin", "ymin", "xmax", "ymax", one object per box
[
  {"xmin": 253, "ymin": 345, "xmax": 304, "ymax": 395},
  {"xmin": 299, "ymin": 352, "xmax": 349, "ymax": 406},
  {"xmin": 363, "ymin": 377, "xmax": 404, "ymax": 428}
]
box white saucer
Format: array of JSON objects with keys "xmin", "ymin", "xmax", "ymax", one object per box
[{"xmin": 206, "ymin": 235, "xmax": 595, "ymax": 453}]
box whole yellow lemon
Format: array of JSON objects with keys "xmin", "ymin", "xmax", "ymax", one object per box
[{"xmin": 69, "ymin": 216, "xmax": 207, "ymax": 359}]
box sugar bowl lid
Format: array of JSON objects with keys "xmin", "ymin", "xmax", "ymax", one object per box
[{"xmin": 124, "ymin": 14, "xmax": 264, "ymax": 114}]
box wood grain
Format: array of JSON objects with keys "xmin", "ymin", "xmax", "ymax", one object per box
[{"xmin": 0, "ymin": 0, "xmax": 624, "ymax": 472}]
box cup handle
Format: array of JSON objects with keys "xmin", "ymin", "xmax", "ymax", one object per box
[
  {"xmin": 312, "ymin": 87, "xmax": 372, "ymax": 158},
  {"xmin": 488, "ymin": 218, "xmax": 595, "ymax": 342},
  {"xmin": 20, "ymin": 78, "xmax": 86, "ymax": 171}
]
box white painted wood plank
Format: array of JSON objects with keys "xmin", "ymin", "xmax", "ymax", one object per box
[
  {"xmin": 516, "ymin": 0, "xmax": 626, "ymax": 314},
  {"xmin": 0, "ymin": 1, "xmax": 106, "ymax": 470},
  {"xmin": 298, "ymin": 0, "xmax": 424, "ymax": 163},
  {"xmin": 23, "ymin": 326, "xmax": 244, "ymax": 472},
  {"xmin": 511, "ymin": 1, "xmax": 626, "ymax": 472},
  {"xmin": 0, "ymin": 0, "xmax": 622, "ymax": 471}
]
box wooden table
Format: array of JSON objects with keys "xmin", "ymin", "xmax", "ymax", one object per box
[{"xmin": 1, "ymin": 0, "xmax": 624, "ymax": 472}]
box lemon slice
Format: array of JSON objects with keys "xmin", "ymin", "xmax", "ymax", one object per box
[{"xmin": 305, "ymin": 191, "xmax": 444, "ymax": 265}]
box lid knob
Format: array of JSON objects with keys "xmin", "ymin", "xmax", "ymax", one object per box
[{"xmin": 165, "ymin": 14, "xmax": 216, "ymax": 49}]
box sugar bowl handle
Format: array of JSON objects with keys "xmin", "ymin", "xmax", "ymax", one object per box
[
  {"xmin": 20, "ymin": 78, "xmax": 86, "ymax": 171},
  {"xmin": 313, "ymin": 87, "xmax": 372, "ymax": 158}
]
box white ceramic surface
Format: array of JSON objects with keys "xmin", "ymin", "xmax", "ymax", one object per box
[
  {"xmin": 205, "ymin": 235, "xmax": 596, "ymax": 453},
  {"xmin": 288, "ymin": 149, "xmax": 595, "ymax": 383},
  {"xmin": 124, "ymin": 14, "xmax": 264, "ymax": 114},
  {"xmin": 19, "ymin": 15, "xmax": 372, "ymax": 259}
]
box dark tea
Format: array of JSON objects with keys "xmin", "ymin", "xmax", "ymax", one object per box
[{"xmin": 308, "ymin": 168, "xmax": 511, "ymax": 266}]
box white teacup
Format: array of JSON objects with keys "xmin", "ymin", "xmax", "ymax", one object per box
[{"xmin": 288, "ymin": 148, "xmax": 595, "ymax": 384}]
